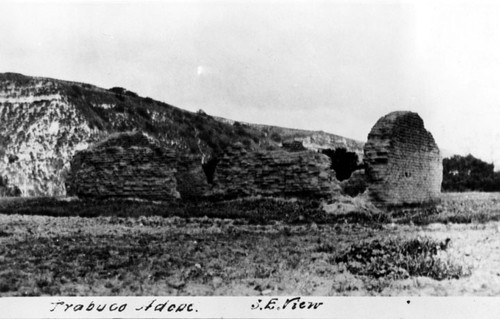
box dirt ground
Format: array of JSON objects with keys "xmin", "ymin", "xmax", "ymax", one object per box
[{"xmin": 1, "ymin": 192, "xmax": 500, "ymax": 296}]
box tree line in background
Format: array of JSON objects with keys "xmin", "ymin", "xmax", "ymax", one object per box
[{"xmin": 441, "ymin": 154, "xmax": 500, "ymax": 192}]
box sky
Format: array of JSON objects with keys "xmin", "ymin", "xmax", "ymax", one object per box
[{"xmin": 1, "ymin": 0, "xmax": 500, "ymax": 168}]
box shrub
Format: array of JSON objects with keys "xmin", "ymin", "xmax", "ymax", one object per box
[
  {"xmin": 269, "ymin": 132, "xmax": 282, "ymax": 143},
  {"xmin": 197, "ymin": 109, "xmax": 207, "ymax": 116},
  {"xmin": 136, "ymin": 107, "xmax": 151, "ymax": 120},
  {"xmin": 333, "ymin": 237, "xmax": 470, "ymax": 280},
  {"xmin": 233, "ymin": 122, "xmax": 247, "ymax": 136},
  {"xmin": 125, "ymin": 90, "xmax": 138, "ymax": 98},
  {"xmin": 109, "ymin": 87, "xmax": 126, "ymax": 95},
  {"xmin": 115, "ymin": 103, "xmax": 125, "ymax": 113},
  {"xmin": 202, "ymin": 157, "xmax": 219, "ymax": 184},
  {"xmin": 69, "ymin": 85, "xmax": 82, "ymax": 98},
  {"xmin": 144, "ymin": 121, "xmax": 159, "ymax": 134},
  {"xmin": 242, "ymin": 138, "xmax": 252, "ymax": 148},
  {"xmin": 341, "ymin": 170, "xmax": 367, "ymax": 197}
]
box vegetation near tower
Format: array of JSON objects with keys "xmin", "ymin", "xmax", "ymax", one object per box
[{"xmin": 442, "ymin": 154, "xmax": 500, "ymax": 192}]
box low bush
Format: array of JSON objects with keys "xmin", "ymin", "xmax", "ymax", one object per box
[
  {"xmin": 340, "ymin": 170, "xmax": 367, "ymax": 197},
  {"xmin": 333, "ymin": 237, "xmax": 470, "ymax": 280},
  {"xmin": 108, "ymin": 87, "xmax": 126, "ymax": 95},
  {"xmin": 135, "ymin": 107, "xmax": 151, "ymax": 120},
  {"xmin": 125, "ymin": 90, "xmax": 138, "ymax": 98},
  {"xmin": 114, "ymin": 103, "xmax": 125, "ymax": 113}
]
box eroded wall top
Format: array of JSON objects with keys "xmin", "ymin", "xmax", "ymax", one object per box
[
  {"xmin": 66, "ymin": 132, "xmax": 180, "ymax": 200},
  {"xmin": 210, "ymin": 143, "xmax": 341, "ymax": 200}
]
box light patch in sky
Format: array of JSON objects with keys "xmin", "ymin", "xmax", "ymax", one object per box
[
  {"xmin": 197, "ymin": 65, "xmax": 214, "ymax": 77},
  {"xmin": 197, "ymin": 66, "xmax": 204, "ymax": 76}
]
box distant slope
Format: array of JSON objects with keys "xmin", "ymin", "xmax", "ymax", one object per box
[
  {"xmin": 0, "ymin": 72, "xmax": 364, "ymax": 196},
  {"xmin": 214, "ymin": 117, "xmax": 365, "ymax": 160}
]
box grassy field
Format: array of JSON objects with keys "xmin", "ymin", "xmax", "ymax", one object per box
[{"xmin": 1, "ymin": 192, "xmax": 500, "ymax": 296}]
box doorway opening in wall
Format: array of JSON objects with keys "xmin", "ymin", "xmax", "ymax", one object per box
[{"xmin": 321, "ymin": 148, "xmax": 361, "ymax": 181}]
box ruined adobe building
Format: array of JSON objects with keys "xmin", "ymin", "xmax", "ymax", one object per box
[
  {"xmin": 364, "ymin": 111, "xmax": 442, "ymax": 207},
  {"xmin": 66, "ymin": 112, "xmax": 442, "ymax": 205},
  {"xmin": 210, "ymin": 143, "xmax": 340, "ymax": 199},
  {"xmin": 66, "ymin": 132, "xmax": 340, "ymax": 201},
  {"xmin": 66, "ymin": 133, "xmax": 181, "ymax": 200}
]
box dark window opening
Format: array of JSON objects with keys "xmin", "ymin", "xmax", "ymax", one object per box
[{"xmin": 321, "ymin": 148, "xmax": 361, "ymax": 181}]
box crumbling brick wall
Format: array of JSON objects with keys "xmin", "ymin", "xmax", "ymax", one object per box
[
  {"xmin": 210, "ymin": 143, "xmax": 340, "ymax": 199},
  {"xmin": 364, "ymin": 111, "xmax": 442, "ymax": 207},
  {"xmin": 66, "ymin": 132, "xmax": 180, "ymax": 200},
  {"xmin": 66, "ymin": 133, "xmax": 341, "ymax": 201}
]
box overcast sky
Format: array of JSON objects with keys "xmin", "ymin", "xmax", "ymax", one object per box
[{"xmin": 1, "ymin": 0, "xmax": 500, "ymax": 168}]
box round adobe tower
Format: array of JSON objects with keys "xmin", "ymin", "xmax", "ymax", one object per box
[{"xmin": 364, "ymin": 111, "xmax": 442, "ymax": 207}]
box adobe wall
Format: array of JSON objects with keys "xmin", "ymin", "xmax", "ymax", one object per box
[
  {"xmin": 66, "ymin": 133, "xmax": 341, "ymax": 201},
  {"xmin": 211, "ymin": 143, "xmax": 340, "ymax": 199},
  {"xmin": 66, "ymin": 133, "xmax": 180, "ymax": 200},
  {"xmin": 364, "ymin": 111, "xmax": 442, "ymax": 207}
]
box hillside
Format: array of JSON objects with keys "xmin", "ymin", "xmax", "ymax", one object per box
[
  {"xmin": 0, "ymin": 72, "xmax": 364, "ymax": 197},
  {"xmin": 214, "ymin": 117, "xmax": 364, "ymax": 160}
]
